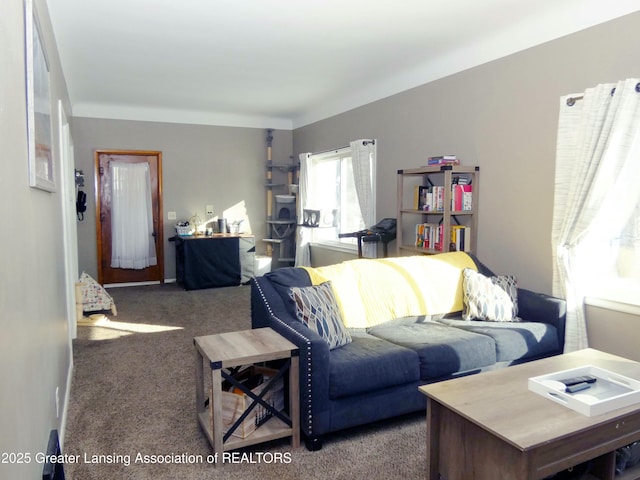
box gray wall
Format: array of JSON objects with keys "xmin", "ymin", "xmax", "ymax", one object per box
[
  {"xmin": 72, "ymin": 119, "xmax": 292, "ymax": 279},
  {"xmin": 293, "ymin": 10, "xmax": 640, "ymax": 295},
  {"xmin": 310, "ymin": 244, "xmax": 358, "ymax": 267},
  {"xmin": 0, "ymin": 0, "xmax": 73, "ymax": 477},
  {"xmin": 586, "ymin": 305, "xmax": 640, "ymax": 362},
  {"xmin": 293, "ymin": 11, "xmax": 640, "ymax": 358}
]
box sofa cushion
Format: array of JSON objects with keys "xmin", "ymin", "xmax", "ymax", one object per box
[
  {"xmin": 328, "ymin": 332, "xmax": 420, "ymax": 399},
  {"xmin": 368, "ymin": 319, "xmax": 497, "ymax": 380},
  {"xmin": 462, "ymin": 268, "xmax": 519, "ymax": 322},
  {"xmin": 437, "ymin": 318, "xmax": 560, "ymax": 362},
  {"xmin": 289, "ymin": 282, "xmax": 352, "ymax": 350},
  {"xmin": 262, "ymin": 267, "xmax": 312, "ymax": 316}
]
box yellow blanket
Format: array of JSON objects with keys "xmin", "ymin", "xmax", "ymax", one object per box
[{"xmin": 302, "ymin": 252, "xmax": 478, "ymax": 329}]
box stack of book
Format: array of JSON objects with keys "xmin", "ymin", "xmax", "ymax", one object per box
[
  {"xmin": 413, "ymin": 177, "xmax": 473, "ymax": 212},
  {"xmin": 415, "ymin": 223, "xmax": 444, "ymax": 251},
  {"xmin": 415, "ymin": 224, "xmax": 472, "ymax": 252},
  {"xmin": 413, "ymin": 185, "xmax": 445, "ymax": 211},
  {"xmin": 427, "ymin": 155, "xmax": 460, "ymax": 166}
]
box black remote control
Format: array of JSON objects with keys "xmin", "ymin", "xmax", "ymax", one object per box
[
  {"xmin": 565, "ymin": 382, "xmax": 591, "ymax": 393},
  {"xmin": 558, "ymin": 375, "xmax": 597, "ymax": 387}
]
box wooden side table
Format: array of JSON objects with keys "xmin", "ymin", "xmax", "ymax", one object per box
[{"xmin": 194, "ymin": 328, "xmax": 300, "ymax": 462}]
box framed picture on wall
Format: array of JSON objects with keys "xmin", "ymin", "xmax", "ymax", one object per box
[{"xmin": 25, "ymin": 0, "xmax": 55, "ymax": 192}]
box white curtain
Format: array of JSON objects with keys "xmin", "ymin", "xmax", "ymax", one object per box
[
  {"xmin": 350, "ymin": 139, "xmax": 377, "ymax": 258},
  {"xmin": 111, "ymin": 161, "xmax": 157, "ymax": 269},
  {"xmin": 552, "ymin": 78, "xmax": 640, "ymax": 352},
  {"xmin": 294, "ymin": 152, "xmax": 312, "ymax": 267}
]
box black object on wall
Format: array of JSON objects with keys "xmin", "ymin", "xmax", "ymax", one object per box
[{"xmin": 42, "ymin": 429, "xmax": 65, "ymax": 480}]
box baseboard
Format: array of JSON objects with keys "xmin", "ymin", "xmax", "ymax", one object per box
[
  {"xmin": 104, "ymin": 281, "xmax": 161, "ymax": 288},
  {"xmin": 58, "ymin": 355, "xmax": 74, "ymax": 451},
  {"xmin": 102, "ymin": 279, "xmax": 178, "ymax": 288}
]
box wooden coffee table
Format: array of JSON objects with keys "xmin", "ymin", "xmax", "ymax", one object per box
[{"xmin": 419, "ymin": 349, "xmax": 640, "ymax": 480}]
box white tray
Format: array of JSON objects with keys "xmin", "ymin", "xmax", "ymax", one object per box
[{"xmin": 528, "ymin": 365, "xmax": 640, "ymax": 417}]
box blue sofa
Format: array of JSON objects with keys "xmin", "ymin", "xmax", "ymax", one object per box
[{"xmin": 250, "ymin": 253, "xmax": 566, "ymax": 450}]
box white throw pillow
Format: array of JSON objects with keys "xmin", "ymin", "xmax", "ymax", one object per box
[{"xmin": 462, "ymin": 268, "xmax": 519, "ymax": 322}]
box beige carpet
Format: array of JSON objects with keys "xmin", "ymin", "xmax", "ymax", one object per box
[{"xmin": 64, "ymin": 283, "xmax": 426, "ymax": 479}]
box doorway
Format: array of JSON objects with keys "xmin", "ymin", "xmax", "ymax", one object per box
[
  {"xmin": 59, "ymin": 102, "xmax": 78, "ymax": 339},
  {"xmin": 95, "ymin": 150, "xmax": 164, "ymax": 285}
]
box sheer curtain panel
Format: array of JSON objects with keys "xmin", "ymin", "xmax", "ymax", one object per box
[
  {"xmin": 294, "ymin": 153, "xmax": 312, "ymax": 267},
  {"xmin": 350, "ymin": 139, "xmax": 377, "ymax": 258},
  {"xmin": 111, "ymin": 161, "xmax": 157, "ymax": 269},
  {"xmin": 552, "ymin": 78, "xmax": 640, "ymax": 352}
]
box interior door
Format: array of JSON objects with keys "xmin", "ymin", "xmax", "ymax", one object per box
[{"xmin": 96, "ymin": 150, "xmax": 164, "ymax": 285}]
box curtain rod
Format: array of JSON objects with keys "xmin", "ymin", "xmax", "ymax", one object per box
[
  {"xmin": 566, "ymin": 95, "xmax": 583, "ymax": 106},
  {"xmin": 567, "ymin": 82, "xmax": 640, "ymax": 106},
  {"xmin": 311, "ymin": 140, "xmax": 375, "ymax": 156}
]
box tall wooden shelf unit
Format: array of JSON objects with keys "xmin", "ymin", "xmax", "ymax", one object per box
[{"xmin": 396, "ymin": 165, "xmax": 479, "ymax": 256}]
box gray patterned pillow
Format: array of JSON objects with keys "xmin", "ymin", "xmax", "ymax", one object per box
[
  {"xmin": 288, "ymin": 281, "xmax": 352, "ymax": 349},
  {"xmin": 462, "ymin": 268, "xmax": 520, "ymax": 322}
]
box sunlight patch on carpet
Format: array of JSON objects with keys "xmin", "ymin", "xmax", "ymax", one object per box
[{"xmin": 78, "ymin": 315, "xmax": 183, "ymax": 340}]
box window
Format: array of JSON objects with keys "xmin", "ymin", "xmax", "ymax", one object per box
[
  {"xmin": 552, "ymin": 79, "xmax": 640, "ymax": 323},
  {"xmin": 584, "ymin": 200, "xmax": 640, "ymax": 308},
  {"xmin": 306, "ymin": 148, "xmax": 368, "ymax": 248}
]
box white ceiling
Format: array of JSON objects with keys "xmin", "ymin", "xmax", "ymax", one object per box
[{"xmin": 46, "ymin": 0, "xmax": 640, "ymax": 129}]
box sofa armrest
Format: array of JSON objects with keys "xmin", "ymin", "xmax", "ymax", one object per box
[
  {"xmin": 517, "ymin": 288, "xmax": 567, "ymax": 353},
  {"xmin": 250, "ymin": 276, "xmax": 332, "ymax": 438}
]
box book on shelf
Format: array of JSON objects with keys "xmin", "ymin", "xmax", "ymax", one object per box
[
  {"xmin": 413, "ymin": 185, "xmax": 426, "ymax": 210},
  {"xmin": 415, "ymin": 223, "xmax": 444, "ymax": 251},
  {"xmin": 450, "ymin": 225, "xmax": 471, "ymax": 252},
  {"xmin": 414, "ymin": 185, "xmax": 445, "ymax": 212},
  {"xmin": 427, "ymin": 155, "xmax": 460, "ymax": 166},
  {"xmin": 452, "ymin": 175, "xmax": 471, "ymax": 185},
  {"xmin": 414, "ymin": 180, "xmax": 472, "ymax": 212},
  {"xmin": 451, "ymin": 184, "xmax": 473, "ymax": 211},
  {"xmin": 416, "ymin": 223, "xmax": 471, "ymax": 252}
]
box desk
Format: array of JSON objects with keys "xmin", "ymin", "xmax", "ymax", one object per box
[{"xmin": 171, "ymin": 235, "xmax": 255, "ymax": 290}]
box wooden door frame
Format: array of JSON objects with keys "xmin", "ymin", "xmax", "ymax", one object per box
[{"xmin": 95, "ymin": 149, "xmax": 164, "ymax": 285}]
